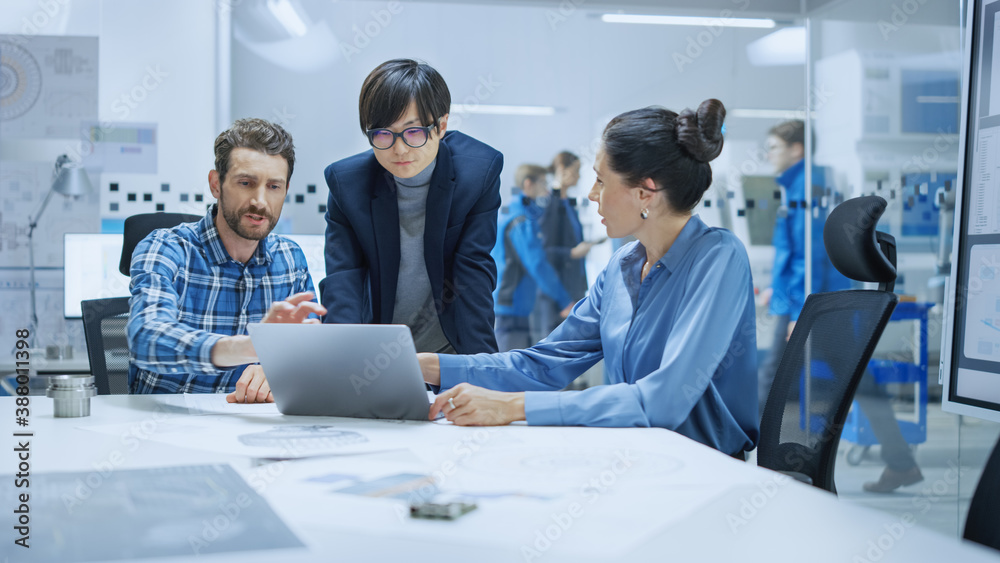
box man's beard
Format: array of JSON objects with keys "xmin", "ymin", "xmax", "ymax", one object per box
[{"xmin": 219, "ymin": 193, "xmax": 278, "ymax": 241}]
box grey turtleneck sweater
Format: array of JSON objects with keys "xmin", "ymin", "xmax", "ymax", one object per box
[{"xmin": 391, "ymin": 159, "xmax": 452, "ymax": 353}]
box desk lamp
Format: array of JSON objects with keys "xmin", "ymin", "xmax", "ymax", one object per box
[{"xmin": 27, "ymin": 155, "xmax": 92, "ymax": 344}]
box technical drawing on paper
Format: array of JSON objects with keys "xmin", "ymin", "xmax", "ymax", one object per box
[
  {"xmin": 0, "ymin": 40, "xmax": 42, "ymax": 121},
  {"xmin": 0, "ymin": 35, "xmax": 97, "ymax": 138},
  {"xmin": 237, "ymin": 425, "xmax": 369, "ymax": 449}
]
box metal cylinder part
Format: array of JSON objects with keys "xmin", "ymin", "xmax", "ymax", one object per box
[{"xmin": 46, "ymin": 374, "xmax": 97, "ymax": 418}]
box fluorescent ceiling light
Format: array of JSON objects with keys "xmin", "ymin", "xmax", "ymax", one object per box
[
  {"xmin": 451, "ymin": 104, "xmax": 556, "ymax": 116},
  {"xmin": 746, "ymin": 26, "xmax": 805, "ymax": 66},
  {"xmin": 601, "ymin": 14, "xmax": 775, "ymax": 29},
  {"xmin": 916, "ymin": 96, "xmax": 959, "ymax": 104},
  {"xmin": 729, "ymin": 109, "xmax": 816, "ymax": 119},
  {"xmin": 267, "ymin": 0, "xmax": 308, "ymax": 38}
]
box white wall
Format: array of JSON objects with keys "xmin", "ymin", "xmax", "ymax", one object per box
[
  {"xmin": 95, "ymin": 0, "xmax": 219, "ymax": 221},
  {"xmin": 0, "ymin": 0, "xmax": 217, "ymax": 352},
  {"xmin": 0, "ymin": 0, "xmax": 809, "ymax": 353},
  {"xmin": 230, "ymin": 0, "xmax": 808, "ymax": 239}
]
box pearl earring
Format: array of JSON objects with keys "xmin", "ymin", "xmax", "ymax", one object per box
[{"xmin": 640, "ymin": 208, "xmax": 649, "ymax": 220}]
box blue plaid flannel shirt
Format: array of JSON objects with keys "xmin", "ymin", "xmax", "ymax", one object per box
[{"xmin": 127, "ymin": 206, "xmax": 315, "ymax": 393}]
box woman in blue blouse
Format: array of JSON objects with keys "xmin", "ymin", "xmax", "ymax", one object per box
[{"xmin": 421, "ymin": 100, "xmax": 759, "ymax": 456}]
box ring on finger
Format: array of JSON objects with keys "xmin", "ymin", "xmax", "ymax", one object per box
[{"xmin": 448, "ymin": 397, "xmax": 456, "ymax": 410}]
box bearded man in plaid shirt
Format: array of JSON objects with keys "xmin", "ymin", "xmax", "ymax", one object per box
[{"xmin": 127, "ymin": 118, "xmax": 326, "ymax": 402}]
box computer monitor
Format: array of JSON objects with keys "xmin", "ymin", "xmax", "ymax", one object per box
[
  {"xmin": 283, "ymin": 234, "xmax": 326, "ymax": 294},
  {"xmin": 64, "ymin": 233, "xmax": 131, "ymax": 318},
  {"xmin": 942, "ymin": 0, "xmax": 1000, "ymax": 422},
  {"xmin": 63, "ymin": 233, "xmax": 327, "ymax": 319}
]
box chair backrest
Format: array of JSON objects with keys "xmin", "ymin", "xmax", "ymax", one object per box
[
  {"xmin": 81, "ymin": 297, "xmax": 132, "ymax": 395},
  {"xmin": 758, "ymin": 196, "xmax": 899, "ymax": 494},
  {"xmin": 964, "ymin": 433, "xmax": 1000, "ymax": 551},
  {"xmin": 119, "ymin": 212, "xmax": 200, "ymax": 276}
]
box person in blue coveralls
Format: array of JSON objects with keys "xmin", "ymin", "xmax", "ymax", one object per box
[
  {"xmin": 529, "ymin": 151, "xmax": 595, "ymax": 344},
  {"xmin": 493, "ymin": 164, "xmax": 574, "ymax": 352},
  {"xmin": 419, "ymin": 100, "xmax": 759, "ymax": 457},
  {"xmin": 757, "ymin": 120, "xmax": 849, "ymax": 411},
  {"xmin": 759, "ymin": 120, "xmax": 921, "ymax": 493}
]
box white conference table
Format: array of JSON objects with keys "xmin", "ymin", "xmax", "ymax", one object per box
[{"xmin": 1, "ymin": 395, "xmax": 997, "ymax": 563}]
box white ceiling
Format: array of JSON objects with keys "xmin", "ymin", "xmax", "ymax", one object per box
[{"xmin": 398, "ymin": 0, "xmax": 844, "ymax": 19}]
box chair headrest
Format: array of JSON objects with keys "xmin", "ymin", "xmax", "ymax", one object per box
[
  {"xmin": 823, "ymin": 196, "xmax": 896, "ymax": 285},
  {"xmin": 119, "ymin": 212, "xmax": 201, "ymax": 276}
]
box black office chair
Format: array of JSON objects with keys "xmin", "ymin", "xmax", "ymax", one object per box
[
  {"xmin": 964, "ymin": 433, "xmax": 1000, "ymax": 551},
  {"xmin": 81, "ymin": 297, "xmax": 132, "ymax": 395},
  {"xmin": 758, "ymin": 196, "xmax": 899, "ymax": 494},
  {"xmin": 118, "ymin": 212, "xmax": 200, "ymax": 275},
  {"xmin": 79, "ymin": 212, "xmax": 201, "ymax": 394}
]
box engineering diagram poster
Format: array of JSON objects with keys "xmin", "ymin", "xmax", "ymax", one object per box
[{"xmin": 0, "ymin": 35, "xmax": 97, "ymax": 139}]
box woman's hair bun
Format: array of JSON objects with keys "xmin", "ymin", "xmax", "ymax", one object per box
[{"xmin": 675, "ymin": 98, "xmax": 726, "ymax": 163}]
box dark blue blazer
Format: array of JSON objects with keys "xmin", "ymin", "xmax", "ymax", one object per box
[{"xmin": 319, "ymin": 131, "xmax": 503, "ymax": 354}]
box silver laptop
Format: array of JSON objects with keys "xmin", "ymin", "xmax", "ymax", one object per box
[{"xmin": 247, "ymin": 323, "xmax": 431, "ymax": 421}]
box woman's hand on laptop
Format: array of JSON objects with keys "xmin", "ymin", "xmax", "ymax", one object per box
[
  {"xmin": 227, "ymin": 364, "xmax": 273, "ymax": 404},
  {"xmin": 261, "ymin": 292, "xmax": 327, "ymax": 324},
  {"xmin": 430, "ymin": 383, "xmax": 525, "ymax": 426}
]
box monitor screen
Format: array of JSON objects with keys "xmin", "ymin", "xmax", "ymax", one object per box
[
  {"xmin": 282, "ymin": 234, "xmax": 326, "ymax": 295},
  {"xmin": 943, "ymin": 0, "xmax": 1000, "ymax": 422},
  {"xmin": 64, "ymin": 233, "xmax": 327, "ymax": 319},
  {"xmin": 64, "ymin": 233, "xmax": 131, "ymax": 319}
]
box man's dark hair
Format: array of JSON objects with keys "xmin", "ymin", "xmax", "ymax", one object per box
[
  {"xmin": 214, "ymin": 118, "xmax": 295, "ymax": 184},
  {"xmin": 515, "ymin": 164, "xmax": 548, "ymax": 188},
  {"xmin": 768, "ymin": 119, "xmax": 816, "ymax": 155},
  {"xmin": 358, "ymin": 59, "xmax": 451, "ymax": 133},
  {"xmin": 548, "ymin": 151, "xmax": 579, "ymax": 173}
]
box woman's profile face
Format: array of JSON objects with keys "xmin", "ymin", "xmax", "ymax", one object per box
[{"xmin": 589, "ymin": 148, "xmax": 642, "ymax": 239}]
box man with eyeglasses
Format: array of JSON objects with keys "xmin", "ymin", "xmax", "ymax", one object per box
[{"xmin": 320, "ymin": 59, "xmax": 504, "ymax": 355}]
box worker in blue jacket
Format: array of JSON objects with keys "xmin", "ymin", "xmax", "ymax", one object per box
[
  {"xmin": 759, "ymin": 121, "xmax": 921, "ymax": 493},
  {"xmin": 530, "ymin": 151, "xmax": 595, "ymax": 343},
  {"xmin": 493, "ymin": 164, "xmax": 573, "ymax": 351},
  {"xmin": 758, "ymin": 120, "xmax": 849, "ymax": 410}
]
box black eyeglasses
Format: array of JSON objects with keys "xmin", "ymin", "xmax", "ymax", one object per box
[{"xmin": 365, "ymin": 122, "xmax": 437, "ymax": 150}]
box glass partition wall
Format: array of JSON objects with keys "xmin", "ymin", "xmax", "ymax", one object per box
[{"xmin": 807, "ymin": 0, "xmax": 999, "ymax": 540}]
